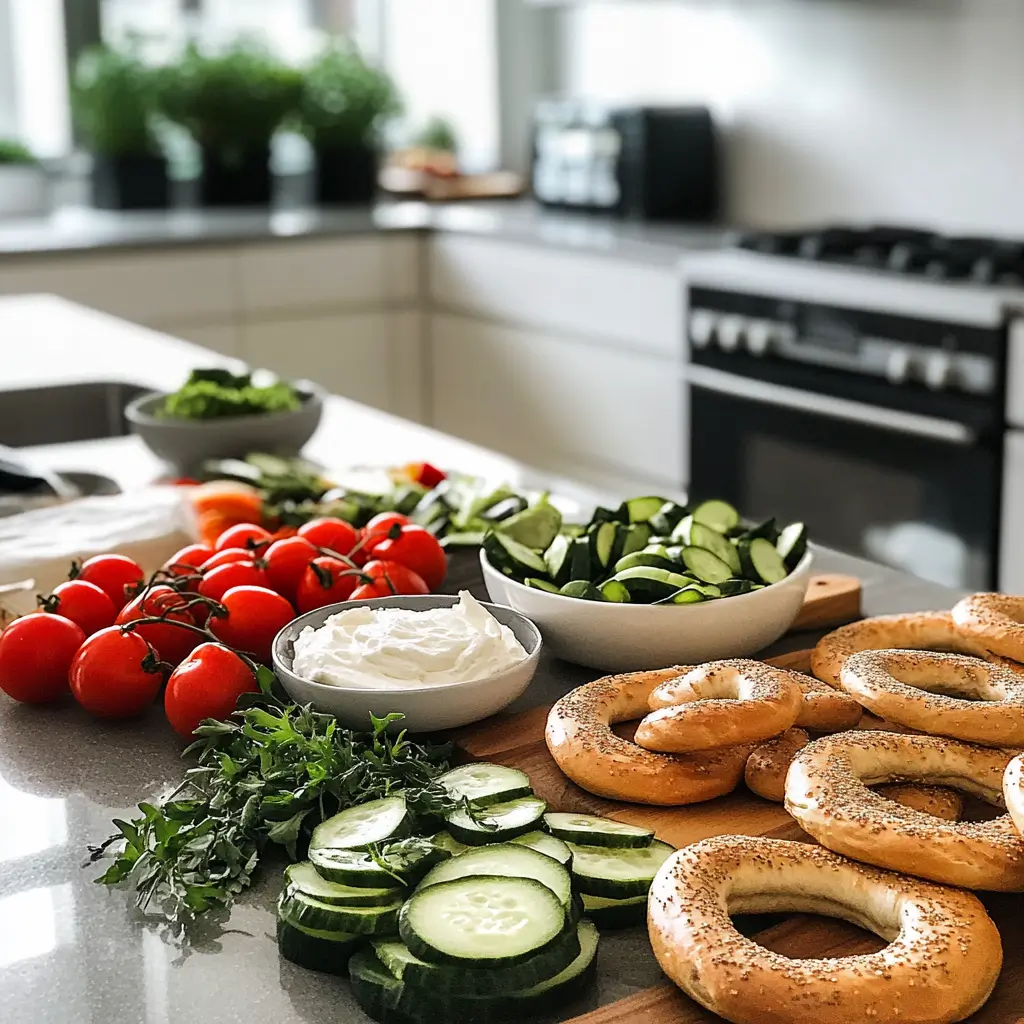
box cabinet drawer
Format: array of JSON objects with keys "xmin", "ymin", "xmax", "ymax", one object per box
[
  {"xmin": 430, "ymin": 313, "xmax": 683, "ymax": 486},
  {"xmin": 0, "ymin": 249, "xmax": 236, "ymax": 325},
  {"xmin": 237, "ymin": 235, "xmax": 421, "ymax": 314},
  {"xmin": 429, "ymin": 235, "xmax": 682, "ymax": 357}
]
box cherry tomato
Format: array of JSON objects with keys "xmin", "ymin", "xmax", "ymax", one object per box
[
  {"xmin": 361, "ymin": 559, "xmax": 429, "ymax": 596},
  {"xmin": 42, "ymin": 580, "xmax": 117, "ymax": 637},
  {"xmin": 69, "ymin": 626, "xmax": 163, "ymax": 718},
  {"xmin": 164, "ymin": 643, "xmax": 258, "ymax": 739},
  {"xmin": 298, "ymin": 517, "xmax": 359, "ymax": 558},
  {"xmin": 350, "ymin": 579, "xmax": 396, "ymax": 601},
  {"xmin": 199, "ymin": 547, "xmax": 257, "ymax": 572},
  {"xmin": 198, "ymin": 561, "xmax": 270, "ymax": 604},
  {"xmin": 214, "ymin": 523, "xmax": 273, "ymax": 553},
  {"xmin": 368, "ymin": 525, "xmax": 446, "ymax": 591},
  {"xmin": 116, "ymin": 585, "xmax": 198, "ymax": 667},
  {"xmin": 163, "ymin": 543, "xmax": 214, "ymax": 577},
  {"xmin": 361, "ymin": 512, "xmax": 411, "ymax": 551},
  {"xmin": 264, "ymin": 536, "xmax": 317, "ymax": 603},
  {"xmin": 209, "ymin": 586, "xmax": 295, "ymax": 664},
  {"xmin": 74, "ymin": 554, "xmax": 145, "ymax": 610},
  {"xmin": 295, "ymin": 556, "xmax": 360, "ymax": 613},
  {"xmin": 0, "ymin": 612, "xmax": 85, "ymax": 703}
]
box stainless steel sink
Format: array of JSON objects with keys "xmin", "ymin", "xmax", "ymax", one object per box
[{"xmin": 0, "ymin": 381, "xmax": 150, "ymax": 447}]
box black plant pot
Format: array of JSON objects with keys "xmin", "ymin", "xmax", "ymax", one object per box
[
  {"xmin": 314, "ymin": 144, "xmax": 378, "ymax": 205},
  {"xmin": 91, "ymin": 154, "xmax": 170, "ymax": 210},
  {"xmin": 199, "ymin": 144, "xmax": 272, "ymax": 206}
]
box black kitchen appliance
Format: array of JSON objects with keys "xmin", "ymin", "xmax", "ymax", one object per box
[
  {"xmin": 684, "ymin": 236, "xmax": 1013, "ymax": 590},
  {"xmin": 532, "ymin": 100, "xmax": 718, "ymax": 221}
]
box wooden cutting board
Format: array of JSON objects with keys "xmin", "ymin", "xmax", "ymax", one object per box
[{"xmin": 447, "ymin": 573, "xmax": 1024, "ymax": 1023}]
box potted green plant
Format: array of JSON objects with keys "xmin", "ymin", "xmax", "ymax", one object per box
[
  {"xmin": 0, "ymin": 140, "xmax": 48, "ymax": 218},
  {"xmin": 157, "ymin": 42, "xmax": 301, "ymax": 206},
  {"xmin": 73, "ymin": 45, "xmax": 168, "ymax": 210},
  {"xmin": 298, "ymin": 43, "xmax": 400, "ymax": 205}
]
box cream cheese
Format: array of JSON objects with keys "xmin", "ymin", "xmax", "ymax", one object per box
[{"xmin": 291, "ymin": 590, "xmax": 528, "ymax": 689}]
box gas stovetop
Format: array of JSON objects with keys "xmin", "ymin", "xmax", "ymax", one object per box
[{"xmin": 736, "ymin": 226, "xmax": 1024, "ymax": 287}]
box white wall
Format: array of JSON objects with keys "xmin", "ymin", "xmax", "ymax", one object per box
[{"xmin": 562, "ymin": 0, "xmax": 1024, "ymax": 236}]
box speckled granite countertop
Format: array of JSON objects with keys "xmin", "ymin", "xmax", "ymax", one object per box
[
  {"xmin": 0, "ymin": 297, "xmax": 964, "ymax": 1024},
  {"xmin": 0, "ymin": 199, "xmax": 729, "ymax": 266}
]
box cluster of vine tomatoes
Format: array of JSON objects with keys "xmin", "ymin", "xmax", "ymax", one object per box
[{"xmin": 0, "ymin": 512, "xmax": 446, "ymax": 739}]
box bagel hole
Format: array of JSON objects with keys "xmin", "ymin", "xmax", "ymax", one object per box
[
  {"xmin": 884, "ymin": 662, "xmax": 998, "ymax": 702},
  {"xmin": 733, "ymin": 914, "xmax": 886, "ymax": 958}
]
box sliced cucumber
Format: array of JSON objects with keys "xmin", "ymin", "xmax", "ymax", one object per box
[
  {"xmin": 310, "ymin": 795, "xmax": 409, "ymax": 853},
  {"xmin": 525, "ymin": 577, "xmax": 560, "ymax": 593},
  {"xmin": 349, "ymin": 946, "xmax": 406, "ymax": 1022},
  {"xmin": 609, "ymin": 566, "xmax": 698, "ymax": 601},
  {"xmin": 509, "ymin": 830, "xmax": 573, "ymax": 867},
  {"xmin": 680, "ymin": 546, "xmax": 734, "ymax": 585},
  {"xmin": 372, "ymin": 924, "xmax": 581, "ymax": 997},
  {"xmin": 284, "ymin": 862, "xmax": 403, "ymax": 907},
  {"xmin": 619, "ymin": 522, "xmax": 651, "ymax": 557},
  {"xmin": 691, "ymin": 499, "xmax": 740, "ymax": 532},
  {"xmin": 580, "ymin": 892, "xmax": 647, "ymax": 929},
  {"xmin": 429, "ymin": 830, "xmax": 470, "ymax": 857},
  {"xmin": 648, "ymin": 501, "xmax": 688, "ymax": 537},
  {"xmin": 655, "ymin": 586, "xmax": 707, "ymax": 606},
  {"xmin": 674, "ymin": 520, "xmax": 741, "ymax": 574},
  {"xmin": 543, "ymin": 813, "xmax": 654, "ymax": 849},
  {"xmin": 624, "ymin": 496, "xmax": 667, "ymax": 523},
  {"xmin": 718, "ymin": 578, "xmax": 755, "ymax": 597},
  {"xmin": 439, "ymin": 764, "xmax": 533, "ymax": 809},
  {"xmin": 309, "ymin": 844, "xmax": 447, "ymax": 888},
  {"xmin": 743, "ymin": 517, "xmax": 780, "ymax": 543},
  {"xmin": 495, "ymin": 503, "xmax": 562, "ymax": 550},
  {"xmin": 544, "ymin": 533, "xmax": 573, "ymax": 586},
  {"xmin": 484, "ymin": 531, "xmax": 548, "ymax": 578},
  {"xmin": 399, "ymin": 876, "xmax": 568, "ymax": 966},
  {"xmin": 276, "ymin": 917, "xmax": 360, "ymax": 974},
  {"xmin": 599, "ymin": 579, "xmax": 631, "ymax": 603},
  {"xmin": 777, "ymin": 521, "xmax": 808, "ymax": 569},
  {"xmin": 279, "ymin": 889, "xmax": 402, "ymax": 937},
  {"xmin": 567, "ymin": 840, "xmax": 674, "ymax": 899},
  {"xmin": 740, "ymin": 536, "xmax": 790, "ymax": 584},
  {"xmin": 446, "ymin": 795, "xmax": 547, "ymax": 845},
  {"xmin": 442, "ymin": 531, "xmax": 486, "ymax": 549},
  {"xmin": 613, "ymin": 551, "xmax": 678, "ymax": 574},
  {"xmin": 417, "ymin": 843, "xmax": 573, "ymax": 910},
  {"xmin": 568, "ymin": 537, "xmax": 593, "ymax": 581},
  {"xmin": 589, "ymin": 521, "xmax": 619, "ymax": 570},
  {"xmin": 559, "ymin": 580, "xmax": 604, "ymax": 600}
]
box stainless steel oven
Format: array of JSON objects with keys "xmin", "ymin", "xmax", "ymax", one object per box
[{"xmin": 684, "ymin": 244, "xmax": 1011, "ymax": 590}]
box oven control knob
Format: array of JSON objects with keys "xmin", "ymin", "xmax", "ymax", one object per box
[
  {"xmin": 689, "ymin": 309, "xmax": 717, "ymax": 349},
  {"xmin": 745, "ymin": 319, "xmax": 777, "ymax": 356},
  {"xmin": 885, "ymin": 347, "xmax": 914, "ymax": 385},
  {"xmin": 716, "ymin": 315, "xmax": 745, "ymax": 352},
  {"xmin": 924, "ymin": 352, "xmax": 954, "ymax": 390}
]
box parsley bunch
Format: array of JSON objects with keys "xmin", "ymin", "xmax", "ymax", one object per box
[{"xmin": 89, "ymin": 673, "xmax": 456, "ymax": 929}]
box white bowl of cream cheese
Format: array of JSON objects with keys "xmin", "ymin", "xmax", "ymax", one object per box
[{"xmin": 272, "ymin": 592, "xmax": 542, "ymax": 733}]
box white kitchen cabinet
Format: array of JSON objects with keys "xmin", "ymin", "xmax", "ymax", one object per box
[
  {"xmin": 429, "ymin": 312, "xmax": 684, "ymax": 489},
  {"xmin": 241, "ymin": 311, "xmax": 424, "ymax": 422},
  {"xmin": 429, "ymin": 234, "xmax": 683, "ymax": 358}
]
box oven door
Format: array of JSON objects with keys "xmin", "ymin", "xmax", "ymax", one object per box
[{"xmin": 687, "ymin": 365, "xmax": 1001, "ymax": 589}]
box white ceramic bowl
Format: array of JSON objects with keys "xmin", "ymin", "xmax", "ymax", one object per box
[
  {"xmin": 272, "ymin": 594, "xmax": 542, "ymax": 733},
  {"xmin": 480, "ymin": 548, "xmax": 814, "ymax": 672}
]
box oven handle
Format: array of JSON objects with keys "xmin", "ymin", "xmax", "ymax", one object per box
[{"xmin": 686, "ymin": 365, "xmax": 976, "ymax": 446}]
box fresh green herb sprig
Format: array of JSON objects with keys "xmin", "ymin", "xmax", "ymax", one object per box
[
  {"xmin": 161, "ymin": 368, "xmax": 302, "ymax": 420},
  {"xmin": 89, "ymin": 672, "xmax": 457, "ymax": 929}
]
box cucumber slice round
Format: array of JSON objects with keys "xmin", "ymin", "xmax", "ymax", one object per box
[
  {"xmin": 349, "ymin": 947, "xmax": 406, "ymax": 1023},
  {"xmin": 510, "ymin": 830, "xmax": 573, "ymax": 866},
  {"xmin": 399, "ymin": 875, "xmax": 567, "ymax": 967},
  {"xmin": 543, "ymin": 813, "xmax": 654, "ymax": 849},
  {"xmin": 740, "ymin": 536, "xmax": 789, "ymax": 584},
  {"xmin": 310, "ymin": 795, "xmax": 409, "ymax": 852},
  {"xmin": 276, "ymin": 917, "xmax": 360, "ymax": 974},
  {"xmin": 308, "ymin": 848, "xmax": 400, "ymax": 888},
  {"xmin": 777, "ymin": 521, "xmax": 808, "ymax": 569},
  {"xmin": 372, "ymin": 925, "xmax": 581, "ymax": 996},
  {"xmin": 580, "ymin": 892, "xmax": 648, "ymax": 929},
  {"xmin": 417, "ymin": 843, "xmax": 573, "ymax": 910},
  {"xmin": 279, "ymin": 890, "xmax": 403, "ymax": 937},
  {"xmin": 567, "ymin": 840, "xmax": 674, "ymax": 899},
  {"xmin": 438, "ymin": 764, "xmax": 533, "ymax": 809},
  {"xmin": 284, "ymin": 861, "xmax": 404, "ymax": 907},
  {"xmin": 691, "ymin": 499, "xmax": 740, "ymax": 533},
  {"xmin": 446, "ymin": 795, "xmax": 547, "ymax": 846},
  {"xmin": 680, "ymin": 546, "xmax": 734, "ymax": 585}
]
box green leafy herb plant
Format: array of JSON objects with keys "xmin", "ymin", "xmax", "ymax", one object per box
[
  {"xmin": 0, "ymin": 139, "xmax": 36, "ymax": 165},
  {"xmin": 161, "ymin": 368, "xmax": 302, "ymax": 420}
]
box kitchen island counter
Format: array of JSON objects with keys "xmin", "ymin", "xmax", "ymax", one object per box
[{"xmin": 0, "ymin": 297, "xmax": 968, "ymax": 1024}]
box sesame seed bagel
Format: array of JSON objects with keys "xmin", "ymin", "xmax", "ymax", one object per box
[
  {"xmin": 637, "ymin": 659, "xmax": 802, "ymax": 754},
  {"xmin": 545, "ymin": 668, "xmax": 752, "ymax": 806},
  {"xmin": 952, "ymin": 592, "xmax": 1024, "ymax": 662},
  {"xmin": 785, "ymin": 731, "xmax": 1024, "ymax": 890},
  {"xmin": 811, "ymin": 611, "xmax": 1014, "ymax": 690},
  {"xmin": 1003, "ymin": 754, "xmax": 1024, "ymax": 837},
  {"xmin": 876, "ymin": 783, "xmax": 964, "ymax": 822},
  {"xmin": 648, "ymin": 835, "xmax": 1002, "ymax": 1024},
  {"xmin": 794, "ymin": 676, "xmax": 863, "ymax": 732},
  {"xmin": 744, "ymin": 728, "xmax": 810, "ymax": 802},
  {"xmin": 840, "ymin": 649, "xmax": 1024, "ymax": 747}
]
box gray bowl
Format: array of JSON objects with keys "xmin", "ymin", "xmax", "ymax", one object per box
[
  {"xmin": 272, "ymin": 594, "xmax": 543, "ymax": 733},
  {"xmin": 125, "ymin": 381, "xmax": 324, "ymax": 473}
]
